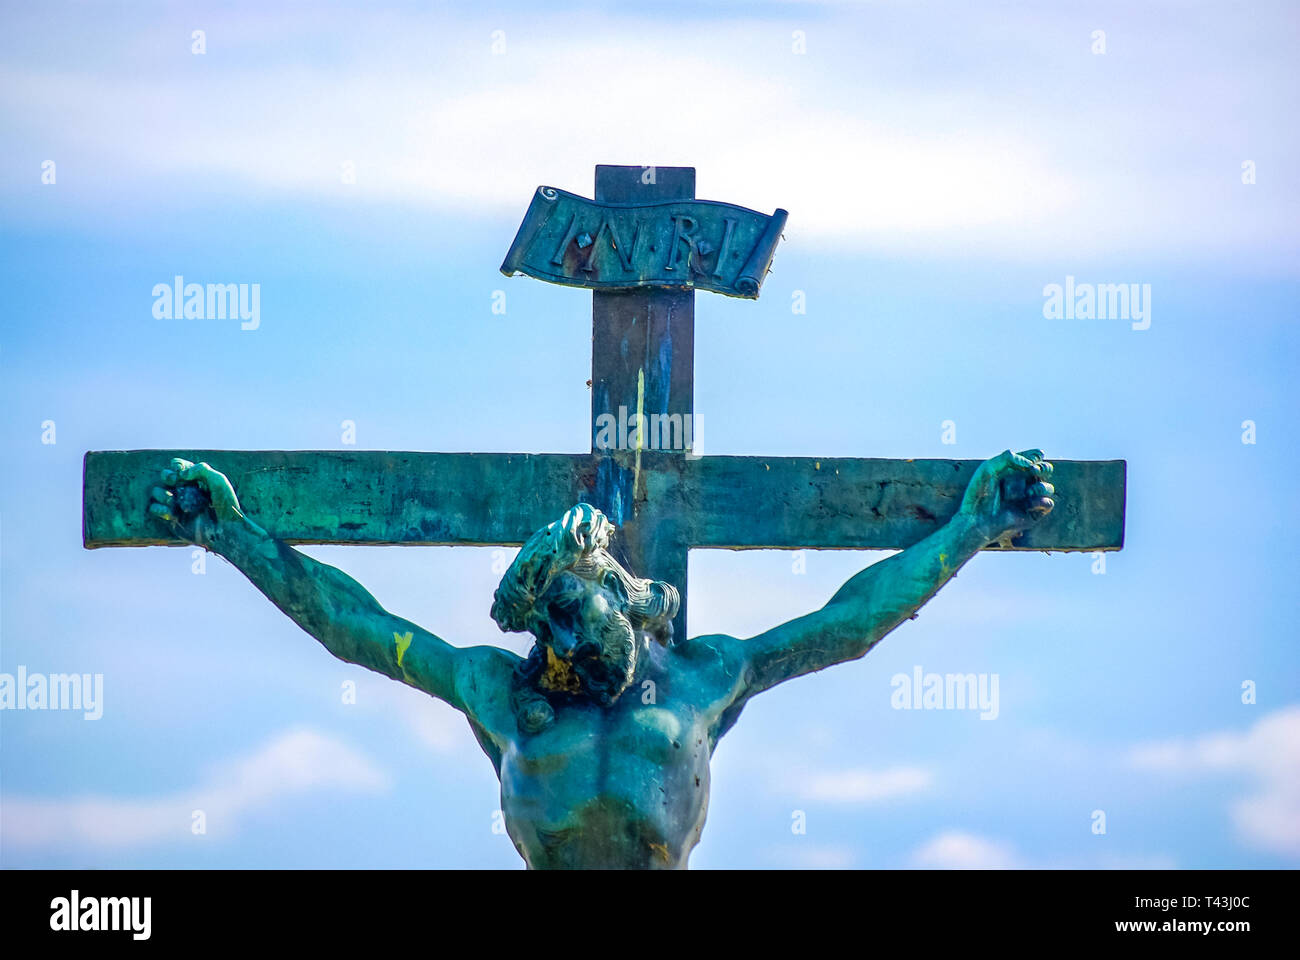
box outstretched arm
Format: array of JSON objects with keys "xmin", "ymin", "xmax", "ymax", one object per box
[
  {"xmin": 734, "ymin": 449, "xmax": 1055, "ymax": 698},
  {"xmin": 148, "ymin": 459, "xmax": 517, "ymax": 721}
]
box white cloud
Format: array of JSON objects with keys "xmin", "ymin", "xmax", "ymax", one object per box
[
  {"xmin": 2, "ymin": 727, "xmax": 389, "ymax": 850},
  {"xmin": 768, "ymin": 843, "xmax": 858, "ymax": 869},
  {"xmin": 801, "ymin": 765, "xmax": 934, "ymax": 803},
  {"xmin": 3, "ymin": 4, "xmax": 1294, "ymax": 265},
  {"xmin": 912, "ymin": 830, "xmax": 1023, "ymax": 869},
  {"xmin": 1128, "ymin": 705, "xmax": 1300, "ymax": 856},
  {"xmin": 1093, "ymin": 852, "xmax": 1179, "ymax": 870},
  {"xmin": 909, "ymin": 831, "xmax": 1178, "ymax": 870},
  {"xmin": 0, "ymin": 34, "xmax": 1071, "ymax": 248}
]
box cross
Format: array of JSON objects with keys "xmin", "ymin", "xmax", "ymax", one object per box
[{"xmin": 83, "ymin": 165, "xmax": 1126, "ymax": 644}]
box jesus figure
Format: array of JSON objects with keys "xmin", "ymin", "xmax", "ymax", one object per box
[{"xmin": 148, "ymin": 448, "xmax": 1055, "ymax": 868}]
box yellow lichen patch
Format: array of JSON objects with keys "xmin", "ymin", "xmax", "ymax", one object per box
[
  {"xmin": 393, "ymin": 631, "xmax": 414, "ymax": 674},
  {"xmin": 540, "ymin": 646, "xmax": 582, "ymax": 694},
  {"xmin": 647, "ymin": 841, "xmax": 671, "ymax": 862}
]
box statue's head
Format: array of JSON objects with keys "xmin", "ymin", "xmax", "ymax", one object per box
[{"xmin": 490, "ymin": 504, "xmax": 679, "ymax": 733}]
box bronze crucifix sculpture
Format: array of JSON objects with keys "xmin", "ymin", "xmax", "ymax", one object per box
[{"xmin": 85, "ymin": 165, "xmax": 1125, "ymax": 868}]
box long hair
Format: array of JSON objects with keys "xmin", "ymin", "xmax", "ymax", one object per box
[{"xmin": 491, "ymin": 505, "xmax": 679, "ymax": 733}]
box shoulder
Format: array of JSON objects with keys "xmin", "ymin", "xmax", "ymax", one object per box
[
  {"xmin": 673, "ymin": 633, "xmax": 758, "ymax": 742},
  {"xmin": 673, "ymin": 632, "xmax": 751, "ymax": 688},
  {"xmin": 452, "ymin": 644, "xmax": 522, "ymax": 720},
  {"xmin": 454, "ymin": 643, "xmax": 522, "ymax": 687}
]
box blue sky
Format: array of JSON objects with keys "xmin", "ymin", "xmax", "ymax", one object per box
[{"xmin": 1, "ymin": 0, "xmax": 1297, "ymax": 869}]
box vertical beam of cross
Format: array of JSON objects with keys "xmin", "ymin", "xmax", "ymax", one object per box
[{"xmin": 588, "ymin": 165, "xmax": 695, "ymax": 642}]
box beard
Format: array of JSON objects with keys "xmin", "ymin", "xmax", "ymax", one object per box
[
  {"xmin": 568, "ymin": 609, "xmax": 638, "ymax": 707},
  {"xmin": 513, "ymin": 608, "xmax": 641, "ymax": 734}
]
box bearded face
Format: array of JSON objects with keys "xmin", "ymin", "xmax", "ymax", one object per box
[
  {"xmin": 494, "ymin": 505, "xmax": 680, "ymax": 732},
  {"xmin": 532, "ymin": 570, "xmax": 640, "ymax": 706}
]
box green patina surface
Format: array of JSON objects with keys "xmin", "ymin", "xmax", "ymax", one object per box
[
  {"xmin": 500, "ymin": 185, "xmax": 787, "ymax": 299},
  {"xmin": 82, "ymin": 164, "xmax": 1127, "ymax": 869},
  {"xmin": 84, "ymin": 449, "xmax": 1123, "ymax": 552}
]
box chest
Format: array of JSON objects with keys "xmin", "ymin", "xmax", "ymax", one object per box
[
  {"xmin": 507, "ymin": 699, "xmax": 707, "ymax": 777},
  {"xmin": 498, "ymin": 699, "xmax": 714, "ymax": 867},
  {"xmin": 493, "ymin": 655, "xmax": 739, "ymax": 867}
]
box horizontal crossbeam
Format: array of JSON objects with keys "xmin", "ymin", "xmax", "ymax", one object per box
[
  {"xmin": 83, "ymin": 450, "xmax": 593, "ymax": 548},
  {"xmin": 84, "ymin": 450, "xmax": 1124, "ymax": 552},
  {"xmin": 680, "ymin": 456, "xmax": 1126, "ymax": 552}
]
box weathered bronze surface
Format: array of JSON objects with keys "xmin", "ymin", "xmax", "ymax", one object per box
[
  {"xmin": 83, "ymin": 164, "xmax": 1126, "ymax": 869},
  {"xmin": 85, "ymin": 449, "xmax": 1124, "ymax": 552},
  {"xmin": 142, "ymin": 448, "xmax": 1062, "ymax": 869},
  {"xmin": 500, "ymin": 184, "xmax": 787, "ymax": 298}
]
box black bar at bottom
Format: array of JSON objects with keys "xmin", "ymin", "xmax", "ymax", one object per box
[{"xmin": 0, "ymin": 868, "xmax": 1281, "ymax": 947}]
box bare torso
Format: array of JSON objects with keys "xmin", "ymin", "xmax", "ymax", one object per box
[{"xmin": 493, "ymin": 637, "xmax": 745, "ymax": 869}]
